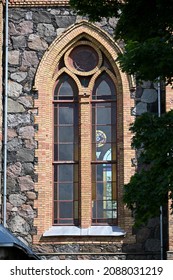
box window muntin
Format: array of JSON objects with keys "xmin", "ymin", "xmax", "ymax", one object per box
[
  {"xmin": 53, "ymin": 74, "xmax": 79, "ymax": 225},
  {"xmin": 92, "ymin": 73, "xmax": 117, "ymax": 224},
  {"xmin": 53, "ymin": 48, "xmax": 117, "ymax": 227}
]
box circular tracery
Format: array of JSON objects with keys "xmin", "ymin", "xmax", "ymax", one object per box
[
  {"xmin": 69, "ymin": 45, "xmax": 99, "ymax": 72},
  {"xmin": 65, "ymin": 41, "xmax": 102, "ymax": 76}
]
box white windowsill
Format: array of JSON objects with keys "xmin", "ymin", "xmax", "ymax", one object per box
[{"xmin": 43, "ymin": 226, "xmax": 126, "ymax": 237}]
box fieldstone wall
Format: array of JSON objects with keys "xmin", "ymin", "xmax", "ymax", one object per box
[
  {"xmin": 6, "ymin": 5, "xmax": 119, "ymax": 248},
  {"xmin": 2, "ymin": 5, "xmax": 164, "ymax": 259}
]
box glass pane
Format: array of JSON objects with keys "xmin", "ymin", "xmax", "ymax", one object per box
[
  {"xmin": 54, "ymin": 183, "xmax": 58, "ymax": 200},
  {"xmin": 92, "ymin": 73, "xmax": 116, "ymax": 99},
  {"xmin": 96, "ymin": 126, "xmax": 111, "ymax": 143},
  {"xmin": 74, "ymin": 201, "xmax": 78, "ymax": 219},
  {"xmin": 92, "ymin": 201, "xmax": 96, "ymax": 218},
  {"xmin": 54, "ymin": 125, "xmax": 58, "ymax": 143},
  {"xmin": 97, "ymin": 201, "xmax": 104, "ymax": 218},
  {"xmin": 54, "ymin": 74, "xmax": 78, "ymax": 99},
  {"xmin": 97, "ymin": 106, "xmax": 111, "ymax": 124},
  {"xmin": 97, "ymin": 80, "xmax": 111, "ymax": 96},
  {"xmin": 59, "ymin": 126, "xmax": 74, "ymax": 142},
  {"xmin": 59, "ymin": 202, "xmax": 73, "ymax": 218},
  {"xmin": 59, "ymin": 106, "xmax": 73, "ymax": 124},
  {"xmin": 54, "ymin": 106, "xmax": 58, "ymax": 125},
  {"xmin": 54, "ymin": 202, "xmax": 58, "ymax": 220},
  {"xmin": 59, "ymin": 219, "xmax": 73, "ymax": 224},
  {"xmin": 54, "ymin": 144, "xmax": 58, "ymax": 161},
  {"xmin": 59, "ymin": 165, "xmax": 73, "ymax": 182},
  {"xmin": 59, "ymin": 144, "xmax": 74, "ymax": 160},
  {"xmin": 59, "ymin": 183, "xmax": 73, "ymax": 200},
  {"xmin": 96, "ymin": 143, "xmax": 111, "ymax": 161},
  {"xmin": 59, "ymin": 81, "xmax": 73, "ymax": 96},
  {"xmin": 96, "ymin": 183, "xmax": 103, "ymax": 199},
  {"xmin": 74, "ymin": 183, "xmax": 78, "ymax": 200},
  {"xmin": 54, "ymin": 166, "xmax": 58, "ymax": 181}
]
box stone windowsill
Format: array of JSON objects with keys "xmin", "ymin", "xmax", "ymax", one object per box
[{"xmin": 43, "ymin": 226, "xmax": 126, "ymax": 237}]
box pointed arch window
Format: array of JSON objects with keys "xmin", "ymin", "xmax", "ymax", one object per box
[
  {"xmin": 53, "ymin": 47, "xmax": 118, "ymax": 228},
  {"xmin": 53, "ymin": 74, "xmax": 79, "ymax": 225},
  {"xmin": 92, "ymin": 72, "xmax": 117, "ymax": 224}
]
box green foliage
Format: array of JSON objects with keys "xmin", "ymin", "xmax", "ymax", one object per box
[
  {"xmin": 117, "ymin": 37, "xmax": 173, "ymax": 84},
  {"xmin": 70, "ymin": 0, "xmax": 173, "ymax": 83},
  {"xmin": 123, "ymin": 111, "xmax": 173, "ymax": 226},
  {"xmin": 69, "ymin": 0, "xmax": 173, "ymax": 225},
  {"xmin": 69, "ymin": 0, "xmax": 120, "ymax": 21}
]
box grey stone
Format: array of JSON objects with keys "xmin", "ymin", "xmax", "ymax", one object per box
[
  {"xmin": 7, "ymin": 202, "xmax": 13, "ymax": 212},
  {"xmin": 16, "ymin": 148, "xmax": 34, "ymax": 162},
  {"xmin": 22, "ymin": 51, "xmax": 39, "ymax": 67},
  {"xmin": 7, "ymin": 162, "xmax": 22, "ymax": 178},
  {"xmin": 141, "ymin": 81, "xmax": 152, "ymax": 89},
  {"xmin": 18, "ymin": 175, "xmax": 35, "ymax": 191},
  {"xmin": 33, "ymin": 11, "xmax": 52, "ymax": 23},
  {"xmin": 144, "ymin": 239, "xmax": 160, "ymax": 252},
  {"xmin": 108, "ymin": 17, "xmax": 118, "ymax": 28},
  {"xmin": 8, "ymin": 99, "xmax": 25, "ymax": 113},
  {"xmin": 18, "ymin": 126, "xmax": 34, "ymax": 139},
  {"xmin": 19, "ymin": 204, "xmax": 35, "ymax": 219},
  {"xmin": 8, "ymin": 80, "xmax": 23, "ymax": 98},
  {"xmin": 11, "ymin": 35, "xmax": 26, "ymax": 48},
  {"xmin": 9, "ymin": 10, "xmax": 25, "ymax": 21},
  {"xmin": 50, "ymin": 9, "xmax": 61, "ymax": 16},
  {"xmin": 25, "ymin": 12, "xmax": 32, "ymax": 20},
  {"xmin": 22, "ymin": 163, "xmax": 34, "ymax": 176},
  {"xmin": 141, "ymin": 89, "xmax": 158, "ymax": 103},
  {"xmin": 8, "ymin": 50, "xmax": 20, "ymax": 65},
  {"xmin": 135, "ymin": 86, "xmax": 143, "ymax": 98},
  {"xmin": 11, "ymin": 72, "xmax": 27, "ymax": 82},
  {"xmin": 61, "ymin": 9, "xmax": 70, "ymax": 15},
  {"xmin": 18, "ymin": 21, "xmax": 33, "ymax": 35},
  {"xmin": 132, "ymin": 102, "xmax": 147, "ymax": 116},
  {"xmin": 37, "ymin": 23, "xmax": 56, "ymax": 37},
  {"xmin": 9, "ymin": 194, "xmax": 26, "ymax": 207},
  {"xmin": 7, "ymin": 177, "xmax": 18, "ymax": 193},
  {"xmin": 18, "ymin": 96, "xmax": 33, "ymax": 108},
  {"xmin": 7, "ymin": 137, "xmax": 22, "ymax": 151},
  {"xmin": 55, "ymin": 16, "xmax": 76, "ymax": 28},
  {"xmin": 95, "ymin": 18, "xmax": 107, "ymax": 27},
  {"xmin": 25, "ymin": 139, "xmax": 37, "ymax": 149},
  {"xmin": 26, "ymin": 191, "xmax": 37, "ymax": 200},
  {"xmin": 8, "ymin": 215, "xmax": 30, "ymax": 235},
  {"xmin": 23, "ymin": 81, "xmax": 32, "ymax": 92},
  {"xmin": 9, "ymin": 22, "xmax": 19, "ymax": 36},
  {"xmin": 8, "ymin": 113, "xmax": 31, "ymax": 128},
  {"xmin": 7, "ymin": 128, "xmax": 17, "ymax": 140},
  {"xmin": 56, "ymin": 28, "xmax": 66, "ymax": 36},
  {"xmin": 28, "ymin": 34, "xmax": 48, "ymax": 51}
]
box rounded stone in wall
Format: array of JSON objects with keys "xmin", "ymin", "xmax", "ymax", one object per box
[
  {"xmin": 9, "ymin": 194, "xmax": 26, "ymax": 207},
  {"xmin": 141, "ymin": 89, "xmax": 158, "ymax": 103},
  {"xmin": 132, "ymin": 102, "xmax": 147, "ymax": 116},
  {"xmin": 8, "ymin": 80, "xmax": 22, "ymax": 98},
  {"xmin": 8, "ymin": 215, "xmax": 30, "ymax": 235},
  {"xmin": 8, "ymin": 99, "xmax": 25, "ymax": 113}
]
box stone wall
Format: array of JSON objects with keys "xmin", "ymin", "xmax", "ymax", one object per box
[{"xmin": 2, "ymin": 5, "xmax": 165, "ymax": 259}]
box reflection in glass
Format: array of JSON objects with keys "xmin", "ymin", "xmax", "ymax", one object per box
[{"xmin": 92, "ymin": 72, "xmax": 117, "ymax": 224}]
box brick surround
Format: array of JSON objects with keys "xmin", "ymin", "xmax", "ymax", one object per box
[{"xmin": 33, "ymin": 20, "xmax": 135, "ymax": 245}]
